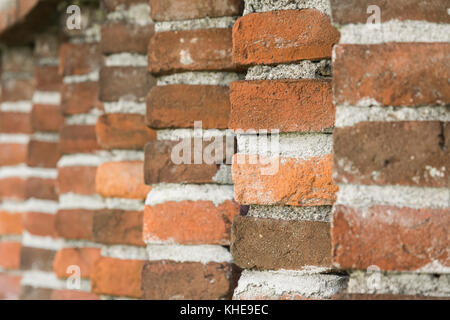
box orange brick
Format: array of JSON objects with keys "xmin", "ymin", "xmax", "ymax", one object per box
[
  {"xmin": 31, "ymin": 104, "xmax": 64, "ymax": 132},
  {"xmin": 0, "ymin": 143, "xmax": 27, "ymax": 166},
  {"xmin": 232, "ymin": 154, "xmax": 338, "ymax": 206},
  {"xmin": 25, "ymin": 177, "xmax": 58, "ymax": 201},
  {"xmin": 233, "ymin": 9, "xmax": 339, "ymax": 65},
  {"xmin": 96, "ymin": 161, "xmax": 151, "ymax": 200},
  {"xmin": 26, "ymin": 140, "xmax": 60, "ymax": 168},
  {"xmin": 22, "ymin": 212, "xmax": 56, "ymax": 237},
  {"xmin": 55, "ymin": 210, "xmax": 94, "ymax": 240},
  {"xmin": 0, "ymin": 274, "xmax": 21, "ymax": 300},
  {"xmin": 61, "ymin": 82, "xmax": 103, "ymax": 115},
  {"xmin": 144, "ymin": 200, "xmax": 239, "ymax": 245},
  {"xmin": 0, "ymin": 177, "xmax": 26, "ymax": 200},
  {"xmin": 0, "ymin": 211, "xmax": 22, "ymax": 235},
  {"xmin": 58, "ymin": 166, "xmax": 98, "ymax": 195},
  {"xmin": 91, "ymin": 257, "xmax": 144, "ymax": 298},
  {"xmin": 0, "ymin": 112, "xmax": 32, "ymax": 134},
  {"xmin": 53, "ymin": 247, "xmax": 101, "ymax": 279},
  {"xmin": 0, "ymin": 242, "xmax": 21, "ymax": 269},
  {"xmin": 59, "ymin": 43, "xmax": 102, "ymax": 76},
  {"xmin": 59, "ymin": 125, "xmax": 99, "ymax": 154}
]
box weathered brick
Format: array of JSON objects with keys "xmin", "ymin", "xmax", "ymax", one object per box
[
  {"xmin": 99, "ymin": 66, "xmax": 155, "ymax": 102},
  {"xmin": 22, "ymin": 212, "xmax": 56, "ymax": 237},
  {"xmin": 96, "ymin": 161, "xmax": 150, "ymax": 199},
  {"xmin": 1, "ymin": 47, "xmax": 35, "ymax": 74},
  {"xmin": 61, "ymin": 82, "xmax": 102, "ymax": 115},
  {"xmin": 96, "ymin": 114, "xmax": 156, "ymax": 150},
  {"xmin": 0, "ymin": 112, "xmax": 32, "ymax": 134},
  {"xmin": 233, "ymin": 10, "xmax": 339, "ymax": 65},
  {"xmin": 31, "ymin": 104, "xmax": 64, "ymax": 132},
  {"xmin": 232, "ymin": 154, "xmax": 337, "ymax": 206},
  {"xmin": 230, "ymin": 80, "xmax": 334, "ymax": 132},
  {"xmin": 0, "ymin": 211, "xmax": 22, "ymax": 235},
  {"xmin": 147, "ymin": 85, "xmax": 230, "ymax": 129},
  {"xmin": 330, "ymin": 0, "xmax": 450, "ymax": 24},
  {"xmin": 101, "ymin": 22, "xmax": 154, "ymax": 54},
  {"xmin": 91, "ymin": 257, "xmax": 144, "ymax": 298},
  {"xmin": 332, "ymin": 205, "xmax": 450, "ymax": 272},
  {"xmin": 92, "ymin": 210, "xmax": 145, "ymax": 246},
  {"xmin": 59, "ymin": 125, "xmax": 99, "ymax": 154},
  {"xmin": 143, "ymin": 200, "xmax": 239, "ymax": 245},
  {"xmin": 333, "ymin": 43, "xmax": 450, "ymax": 107},
  {"xmin": 34, "ymin": 65, "xmax": 62, "ymax": 91},
  {"xmin": 334, "ymin": 122, "xmax": 449, "ymax": 188},
  {"xmin": 50, "ymin": 290, "xmax": 99, "ymax": 300},
  {"xmin": 57, "ymin": 166, "xmax": 97, "ymax": 195},
  {"xmin": 59, "ymin": 43, "xmax": 102, "ymax": 76},
  {"xmin": 149, "ymin": 0, "xmax": 244, "ymax": 21},
  {"xmin": 0, "ymin": 178, "xmax": 26, "ymax": 200},
  {"xmin": 53, "ymin": 247, "xmax": 101, "ymax": 279},
  {"xmin": 142, "ymin": 260, "xmax": 239, "ymax": 299},
  {"xmin": 26, "ymin": 140, "xmax": 60, "ymax": 168},
  {"xmin": 1, "ymin": 78, "xmax": 35, "ymax": 101},
  {"xmin": 55, "ymin": 210, "xmax": 94, "ymax": 240},
  {"xmin": 20, "ymin": 246, "xmax": 55, "ymax": 272},
  {"xmin": 25, "ymin": 177, "xmax": 57, "ymax": 200},
  {"xmin": 0, "ymin": 274, "xmax": 21, "ymax": 300},
  {"xmin": 148, "ymin": 28, "xmax": 236, "ymax": 74},
  {"xmin": 0, "ymin": 242, "xmax": 21, "ymax": 269},
  {"xmin": 231, "ymin": 216, "xmax": 331, "ymax": 270},
  {"xmin": 0, "ymin": 143, "xmax": 27, "ymax": 166}
]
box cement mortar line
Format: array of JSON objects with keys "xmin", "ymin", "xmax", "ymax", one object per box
[
  {"xmin": 0, "ymin": 165, "xmax": 57, "ymax": 179},
  {"xmin": 104, "ymin": 53, "xmax": 148, "ymax": 67},
  {"xmin": 245, "ymin": 60, "xmax": 332, "ymax": 80},
  {"xmin": 243, "ymin": 0, "xmax": 331, "ymax": 16},
  {"xmin": 32, "ymin": 91, "xmax": 61, "ymax": 105},
  {"xmin": 57, "ymin": 150, "xmax": 145, "ymax": 167},
  {"xmin": 155, "ymin": 16, "xmax": 238, "ymax": 32},
  {"xmin": 247, "ymin": 205, "xmax": 332, "ymax": 222},
  {"xmin": 156, "ymin": 72, "xmax": 244, "ymax": 86},
  {"xmin": 21, "ymin": 270, "xmax": 91, "ymax": 292},
  {"xmin": 338, "ymin": 20, "xmax": 450, "ymax": 44},
  {"xmin": 30, "ymin": 132, "xmax": 59, "ymax": 142},
  {"xmin": 0, "ymin": 133, "xmax": 30, "ymax": 144},
  {"xmin": 145, "ymin": 244, "xmax": 233, "ymax": 264},
  {"xmin": 63, "ymin": 70, "xmax": 99, "ymax": 84},
  {"xmin": 65, "ymin": 108, "xmax": 103, "ymax": 125},
  {"xmin": 335, "ymin": 105, "xmax": 450, "ymax": 127},
  {"xmin": 0, "ymin": 101, "xmax": 32, "ymax": 113},
  {"xmin": 0, "ymin": 199, "xmax": 58, "ymax": 215},
  {"xmin": 156, "ymin": 128, "xmax": 233, "ymax": 141},
  {"xmin": 106, "ymin": 3, "xmax": 152, "ymax": 26},
  {"xmin": 37, "ymin": 57, "xmax": 59, "ymax": 67},
  {"xmin": 103, "ymin": 101, "xmax": 146, "ymax": 115},
  {"xmin": 59, "ymin": 193, "xmax": 145, "ymax": 211}
]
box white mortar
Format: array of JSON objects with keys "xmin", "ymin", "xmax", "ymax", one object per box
[
  {"xmin": 157, "ymin": 72, "xmax": 242, "ymax": 86},
  {"xmin": 248, "ymin": 205, "xmax": 332, "ymax": 222},
  {"xmin": 0, "ymin": 199, "xmax": 58, "ymax": 214},
  {"xmin": 246, "ymin": 60, "xmax": 332, "ymax": 80},
  {"xmin": 101, "ymin": 245, "xmax": 148, "ymax": 260},
  {"xmin": 155, "ymin": 16, "xmax": 238, "ymax": 32},
  {"xmin": 0, "ymin": 134, "xmax": 30, "ymax": 144},
  {"xmin": 0, "ymin": 165, "xmax": 57, "ymax": 179},
  {"xmin": 146, "ymin": 244, "xmax": 233, "ymax": 264},
  {"xmin": 107, "ymin": 3, "xmax": 152, "ymax": 26},
  {"xmin": 32, "ymin": 91, "xmax": 61, "ymax": 105},
  {"xmin": 0, "ymin": 101, "xmax": 32, "ymax": 113},
  {"xmin": 103, "ymin": 101, "xmax": 146, "ymax": 115},
  {"xmin": 243, "ymin": 0, "xmax": 331, "ymax": 15},
  {"xmin": 104, "ymin": 53, "xmax": 148, "ymax": 67}
]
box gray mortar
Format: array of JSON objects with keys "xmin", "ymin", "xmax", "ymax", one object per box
[
  {"xmin": 157, "ymin": 72, "xmax": 244, "ymax": 86},
  {"xmin": 347, "ymin": 271, "xmax": 450, "ymax": 297},
  {"xmin": 246, "ymin": 60, "xmax": 331, "ymax": 80},
  {"xmin": 248, "ymin": 205, "xmax": 331, "ymax": 222},
  {"xmin": 155, "ymin": 16, "xmax": 238, "ymax": 32},
  {"xmin": 243, "ymin": 0, "xmax": 331, "ymax": 15}
]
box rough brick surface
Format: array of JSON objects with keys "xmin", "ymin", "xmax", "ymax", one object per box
[
  {"xmin": 55, "ymin": 210, "xmax": 94, "ymax": 240},
  {"xmin": 58, "ymin": 166, "xmax": 98, "ymax": 195},
  {"xmin": 59, "ymin": 43, "xmax": 102, "ymax": 76},
  {"xmin": 231, "ymin": 216, "xmax": 331, "ymax": 270},
  {"xmin": 230, "ymin": 80, "xmax": 334, "ymax": 132},
  {"xmin": 26, "ymin": 177, "xmax": 57, "ymax": 200},
  {"xmin": 20, "ymin": 247, "xmax": 55, "ymax": 272},
  {"xmin": 147, "ymin": 85, "xmax": 230, "ymax": 129},
  {"xmin": 22, "ymin": 212, "xmax": 56, "ymax": 237},
  {"xmin": 101, "ymin": 23, "xmax": 154, "ymax": 54},
  {"xmin": 96, "ymin": 161, "xmax": 151, "ymax": 199},
  {"xmin": 148, "ymin": 28, "xmax": 236, "ymax": 74},
  {"xmin": 31, "ymin": 104, "xmax": 64, "ymax": 132},
  {"xmin": 34, "ymin": 65, "xmax": 61, "ymax": 91},
  {"xmin": 233, "ymin": 10, "xmax": 339, "ymax": 65},
  {"xmin": 332, "ymin": 205, "xmax": 450, "ymax": 272},
  {"xmin": 53, "ymin": 248, "xmax": 101, "ymax": 279},
  {"xmin": 334, "ymin": 122, "xmax": 449, "ymax": 188},
  {"xmin": 0, "ymin": 242, "xmax": 21, "ymax": 269},
  {"xmin": 330, "ymin": 0, "xmax": 450, "ymax": 24},
  {"xmin": 0, "ymin": 211, "xmax": 22, "ymax": 235},
  {"xmin": 1, "ymin": 78, "xmax": 35, "ymax": 101},
  {"xmin": 142, "ymin": 261, "xmax": 239, "ymax": 300},
  {"xmin": 149, "ymin": 0, "xmax": 244, "ymax": 21},
  {"xmin": 0, "ymin": 112, "xmax": 32, "ymax": 134},
  {"xmin": 61, "ymin": 82, "xmax": 102, "ymax": 115},
  {"xmin": 143, "ymin": 200, "xmax": 239, "ymax": 245},
  {"xmin": 26, "ymin": 140, "xmax": 60, "ymax": 168},
  {"xmin": 96, "ymin": 114, "xmax": 156, "ymax": 150},
  {"xmin": 0, "ymin": 143, "xmax": 27, "ymax": 166},
  {"xmin": 59, "ymin": 125, "xmax": 99, "ymax": 154},
  {"xmin": 91, "ymin": 257, "xmax": 144, "ymax": 298},
  {"xmin": 0, "ymin": 178, "xmax": 26, "ymax": 200},
  {"xmin": 232, "ymin": 154, "xmax": 337, "ymax": 206},
  {"xmin": 99, "ymin": 67, "xmax": 156, "ymax": 102},
  {"xmin": 93, "ymin": 210, "xmax": 145, "ymax": 246},
  {"xmin": 333, "ymin": 43, "xmax": 450, "ymax": 107}
]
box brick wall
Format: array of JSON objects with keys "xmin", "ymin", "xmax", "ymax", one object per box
[{"xmin": 0, "ymin": 0, "xmax": 449, "ymax": 300}]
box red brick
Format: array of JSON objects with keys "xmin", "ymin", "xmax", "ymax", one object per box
[
  {"xmin": 232, "ymin": 154, "xmax": 337, "ymax": 206},
  {"xmin": 147, "ymin": 84, "xmax": 230, "ymax": 129},
  {"xmin": 0, "ymin": 47, "xmax": 35, "ymax": 74},
  {"xmin": 148, "ymin": 28, "xmax": 236, "ymax": 74},
  {"xmin": 50, "ymin": 290, "xmax": 99, "ymax": 300},
  {"xmin": 143, "ymin": 200, "xmax": 239, "ymax": 245},
  {"xmin": 0, "ymin": 274, "xmax": 21, "ymax": 300},
  {"xmin": 59, "ymin": 43, "xmax": 102, "ymax": 76},
  {"xmin": 26, "ymin": 140, "xmax": 60, "ymax": 168},
  {"xmin": 26, "ymin": 177, "xmax": 58, "ymax": 200},
  {"xmin": 332, "ymin": 205, "xmax": 450, "ymax": 272},
  {"xmin": 53, "ymin": 247, "xmax": 101, "ymax": 279},
  {"xmin": 0, "ymin": 112, "xmax": 32, "ymax": 134},
  {"xmin": 55, "ymin": 210, "xmax": 94, "ymax": 240},
  {"xmin": 330, "ymin": 0, "xmax": 450, "ymax": 24},
  {"xmin": 61, "ymin": 81, "xmax": 103, "ymax": 115},
  {"xmin": 0, "ymin": 211, "xmax": 22, "ymax": 235},
  {"xmin": 149, "ymin": 0, "xmax": 244, "ymax": 21},
  {"xmin": 22, "ymin": 212, "xmax": 56, "ymax": 237},
  {"xmin": 233, "ymin": 10, "xmax": 339, "ymax": 65},
  {"xmin": 91, "ymin": 257, "xmax": 144, "ymax": 298},
  {"xmin": 31, "ymin": 104, "xmax": 64, "ymax": 132},
  {"xmin": 1, "ymin": 78, "xmax": 35, "ymax": 101},
  {"xmin": 0, "ymin": 242, "xmax": 21, "ymax": 269},
  {"xmin": 58, "ymin": 166, "xmax": 97, "ymax": 195},
  {"xmin": 96, "ymin": 161, "xmax": 151, "ymax": 200},
  {"xmin": 230, "ymin": 80, "xmax": 334, "ymax": 132},
  {"xmin": 92, "ymin": 210, "xmax": 145, "ymax": 246},
  {"xmin": 101, "ymin": 22, "xmax": 154, "ymax": 54},
  {"xmin": 59, "ymin": 125, "xmax": 99, "ymax": 154},
  {"xmin": 34, "ymin": 65, "xmax": 62, "ymax": 91},
  {"xmin": 231, "ymin": 216, "xmax": 331, "ymax": 270},
  {"xmin": 99, "ymin": 66, "xmax": 155, "ymax": 102},
  {"xmin": 96, "ymin": 114, "xmax": 156, "ymax": 150},
  {"xmin": 142, "ymin": 260, "xmax": 239, "ymax": 299},
  {"xmin": 0, "ymin": 178, "xmax": 26, "ymax": 200},
  {"xmin": 333, "ymin": 43, "xmax": 450, "ymax": 107},
  {"xmin": 0, "ymin": 143, "xmax": 27, "ymax": 166},
  {"xmin": 20, "ymin": 246, "xmax": 55, "ymax": 271}
]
